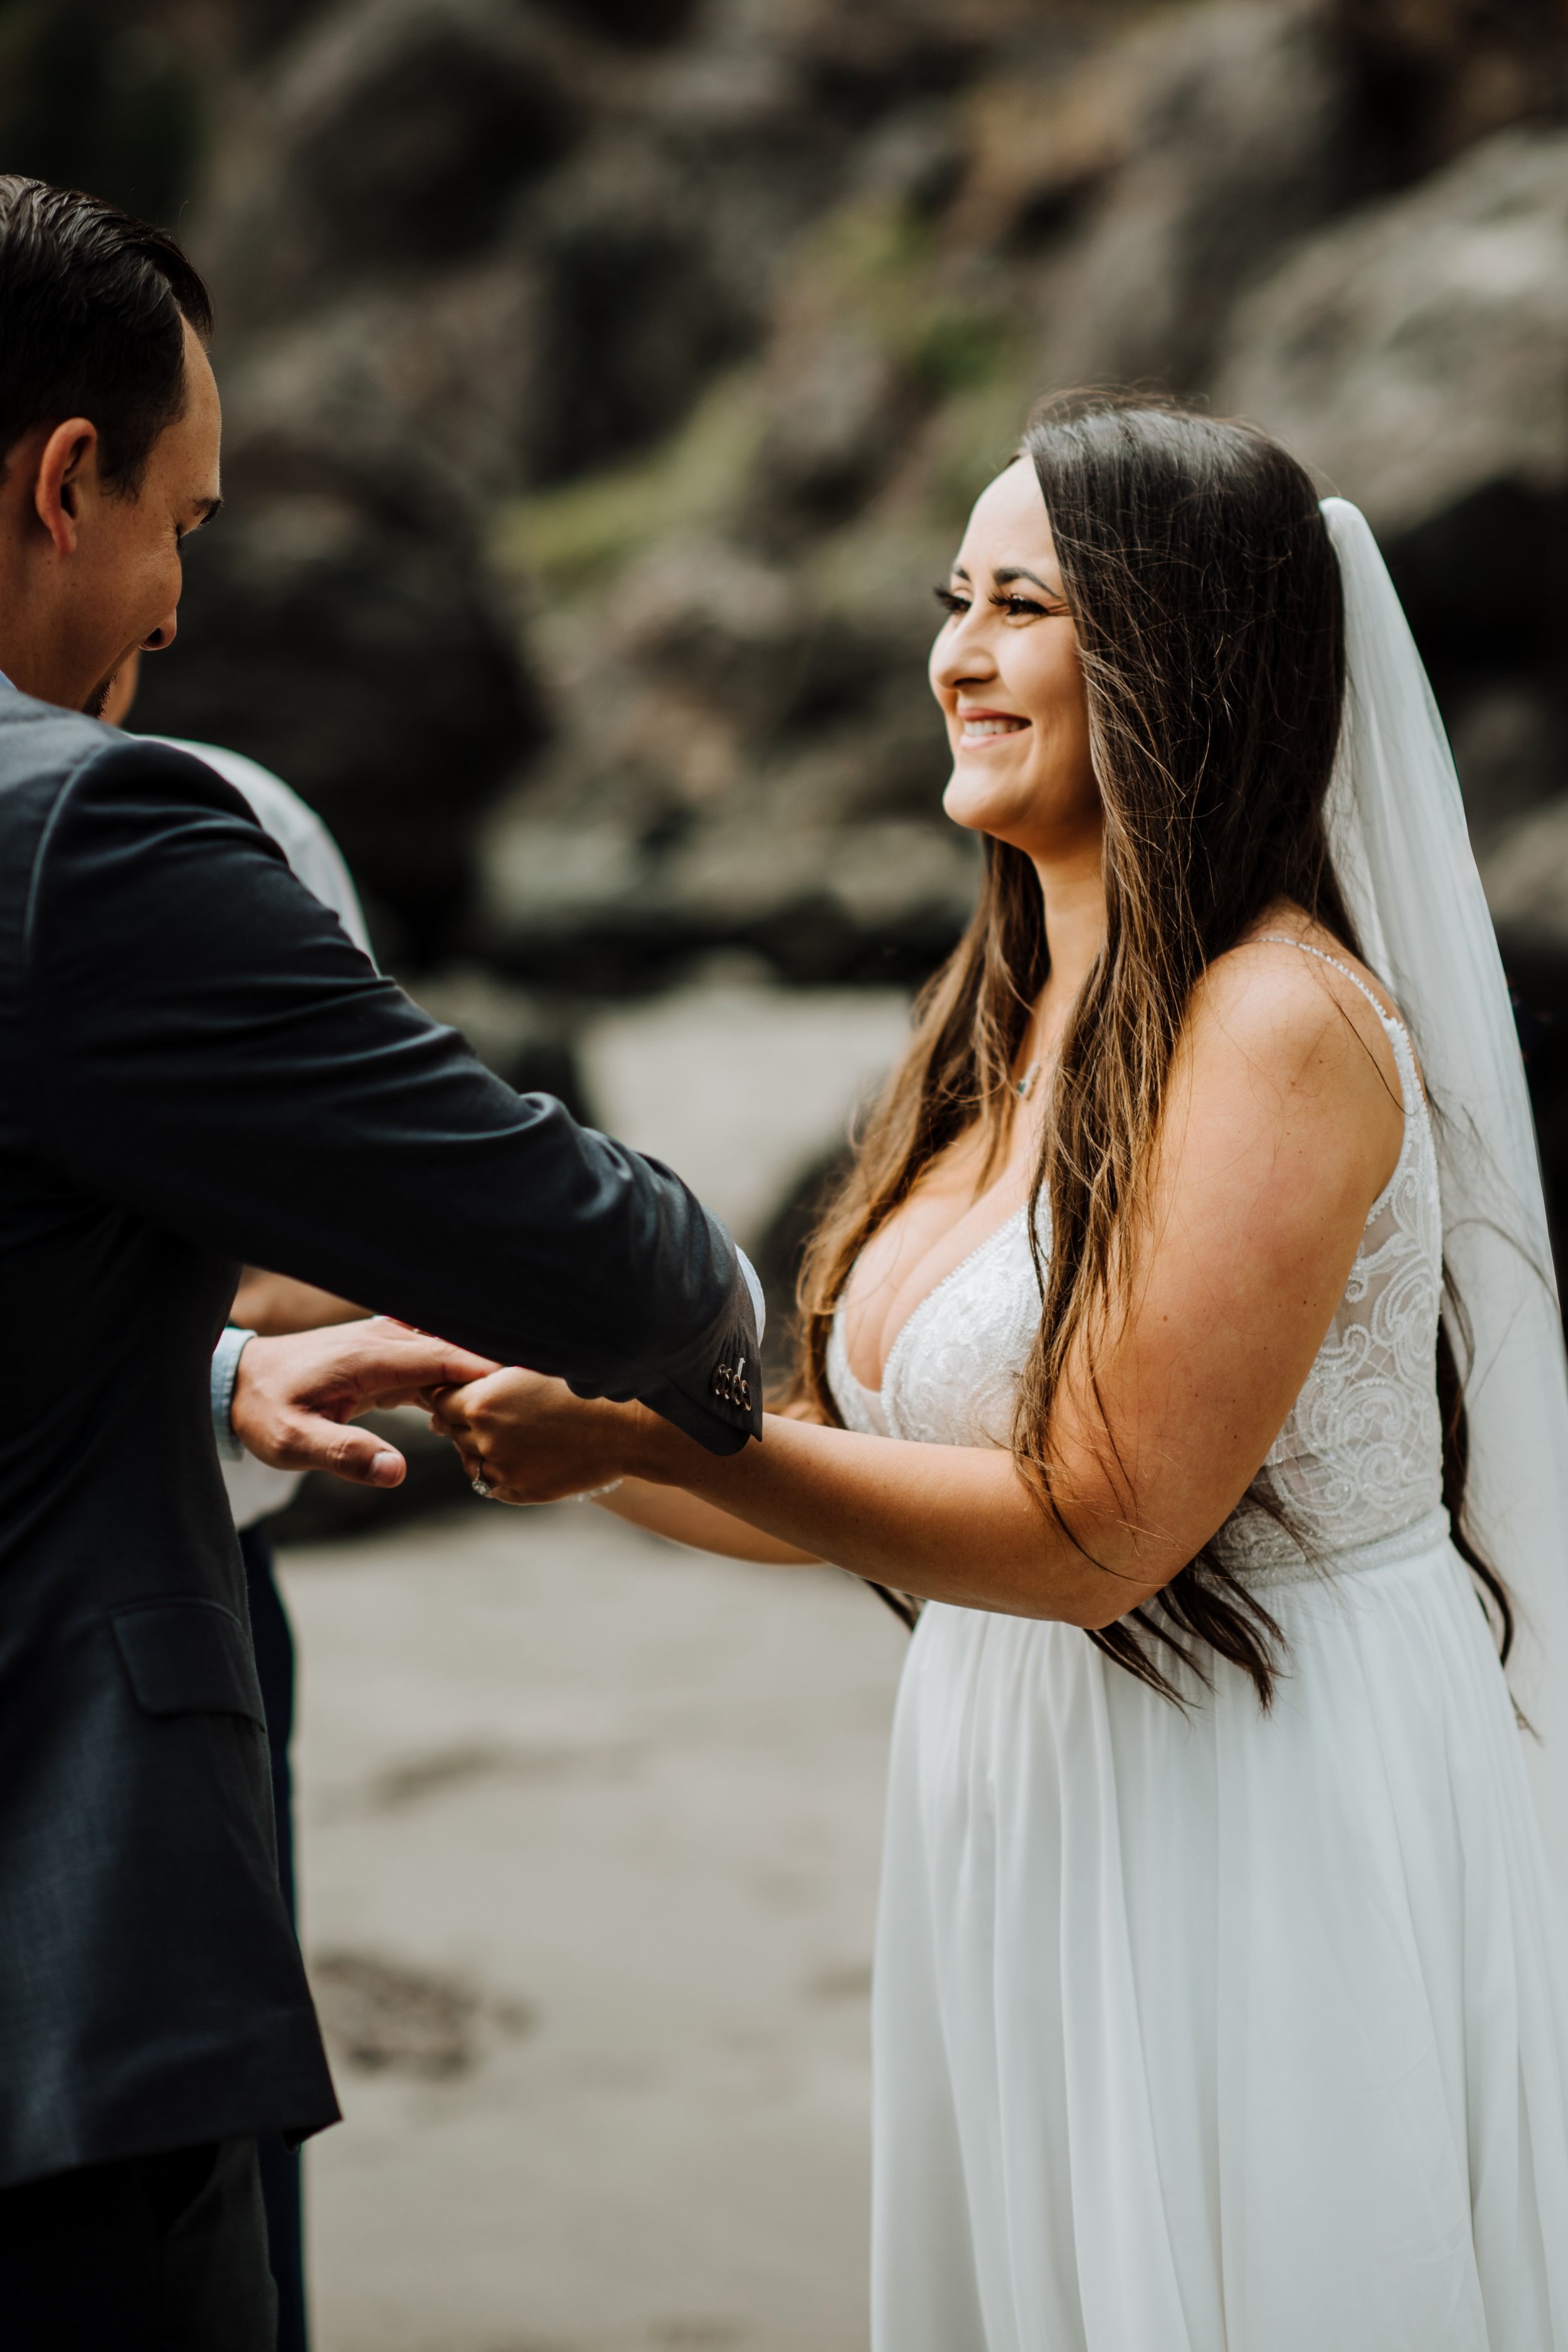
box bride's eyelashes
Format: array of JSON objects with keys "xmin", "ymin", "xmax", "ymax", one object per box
[{"xmin": 933, "ymin": 583, "xmax": 1061, "ymax": 621}]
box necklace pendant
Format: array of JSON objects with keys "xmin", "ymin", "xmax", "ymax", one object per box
[{"xmin": 1017, "ymin": 1062, "xmax": 1039, "ymax": 1101}]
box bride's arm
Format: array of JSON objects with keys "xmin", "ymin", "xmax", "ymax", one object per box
[
  {"xmin": 437, "ymin": 950, "xmax": 1406, "ymax": 1623},
  {"xmin": 585, "ymin": 1396, "xmax": 829, "ymax": 1564},
  {"xmin": 595, "ymin": 1477, "xmax": 823, "ymax": 1565},
  {"xmin": 444, "ymin": 1388, "xmax": 1143, "ymax": 1621}
]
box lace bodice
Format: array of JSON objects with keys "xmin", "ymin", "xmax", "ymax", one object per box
[{"xmin": 828, "ymin": 949, "xmax": 1446, "ymax": 1582}]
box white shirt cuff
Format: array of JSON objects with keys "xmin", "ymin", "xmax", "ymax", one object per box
[
  {"xmin": 210, "ymin": 1325, "xmax": 256, "ymax": 1461},
  {"xmin": 737, "ymin": 1249, "xmax": 766, "ymax": 1345}
]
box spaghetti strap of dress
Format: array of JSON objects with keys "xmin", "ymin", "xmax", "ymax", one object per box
[{"xmin": 1254, "ymin": 931, "xmax": 1404, "ymax": 1029}]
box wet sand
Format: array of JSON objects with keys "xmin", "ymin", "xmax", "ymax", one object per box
[{"xmin": 280, "ymin": 1501, "xmax": 904, "ymax": 2352}]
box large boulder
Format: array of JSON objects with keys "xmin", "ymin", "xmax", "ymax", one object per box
[
  {"xmin": 1326, "ymin": 0, "xmax": 1568, "ymax": 181},
  {"xmin": 517, "ymin": 137, "xmax": 761, "ymax": 485},
  {"xmin": 201, "ymin": 0, "xmax": 588, "ymax": 328},
  {"xmin": 1219, "ymin": 127, "xmax": 1568, "ymax": 538},
  {"xmin": 1482, "ymin": 797, "xmax": 1568, "ymax": 955},
  {"xmin": 1219, "ymin": 128, "xmax": 1568, "ymax": 833},
  {"xmin": 206, "ymin": 265, "xmax": 541, "ymax": 511},
  {"xmin": 473, "ymin": 481, "xmax": 972, "ymax": 989},
  {"xmin": 135, "ymin": 0, "xmax": 1568, "ymax": 1003},
  {"xmin": 533, "ymin": 0, "xmax": 700, "ymax": 46},
  {"xmin": 168, "ymin": 0, "xmax": 1140, "ymax": 996},
  {"xmin": 709, "ymin": 0, "xmax": 1042, "ymax": 122},
  {"xmin": 1473, "ymin": 797, "xmax": 1568, "ymax": 1271},
  {"xmin": 1219, "ymin": 122, "xmax": 1568, "ymax": 1250},
  {"xmin": 1037, "ymin": 3, "xmax": 1358, "ymax": 392},
  {"xmin": 198, "ymin": 0, "xmax": 903, "ymax": 499},
  {"xmin": 132, "ymin": 424, "xmax": 542, "ymax": 963}
]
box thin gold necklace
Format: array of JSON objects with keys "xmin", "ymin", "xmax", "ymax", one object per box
[{"xmin": 1015, "ymin": 1004, "xmax": 1046, "ymax": 1100}]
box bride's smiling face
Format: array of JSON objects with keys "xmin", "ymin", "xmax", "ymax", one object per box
[{"xmin": 931, "ymin": 457, "xmax": 1100, "ymax": 862}]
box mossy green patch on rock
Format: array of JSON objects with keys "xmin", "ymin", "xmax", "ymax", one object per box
[{"xmin": 490, "ymin": 373, "xmax": 766, "ymax": 599}]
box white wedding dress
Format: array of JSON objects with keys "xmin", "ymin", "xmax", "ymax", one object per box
[{"xmin": 829, "ymin": 943, "xmax": 1568, "ymax": 2351}]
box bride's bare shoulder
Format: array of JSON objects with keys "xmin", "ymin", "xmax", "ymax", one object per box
[{"xmin": 1184, "ymin": 918, "xmax": 1406, "ymax": 1111}]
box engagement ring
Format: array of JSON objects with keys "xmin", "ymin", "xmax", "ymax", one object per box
[{"xmin": 470, "ymin": 1471, "xmax": 494, "ymax": 1500}]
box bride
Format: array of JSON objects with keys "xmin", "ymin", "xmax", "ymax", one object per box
[{"xmin": 434, "ymin": 398, "xmax": 1568, "ymax": 2349}]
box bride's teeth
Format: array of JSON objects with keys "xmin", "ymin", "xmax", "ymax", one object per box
[{"xmin": 963, "ymin": 718, "xmax": 1025, "ymax": 737}]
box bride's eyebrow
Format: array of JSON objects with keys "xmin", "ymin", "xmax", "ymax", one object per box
[{"xmin": 993, "ymin": 566, "xmax": 1061, "ymax": 595}]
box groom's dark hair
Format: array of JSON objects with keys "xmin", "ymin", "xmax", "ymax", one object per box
[{"xmin": 0, "ymin": 177, "xmax": 213, "ymax": 494}]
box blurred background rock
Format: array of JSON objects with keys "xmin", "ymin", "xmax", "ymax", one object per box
[{"xmin": 9, "ymin": 0, "xmax": 1568, "ymax": 1411}]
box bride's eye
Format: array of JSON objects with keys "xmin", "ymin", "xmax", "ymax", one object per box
[
  {"xmin": 990, "ymin": 591, "xmax": 1052, "ymax": 619},
  {"xmin": 933, "ymin": 585, "xmax": 970, "ymax": 616}
]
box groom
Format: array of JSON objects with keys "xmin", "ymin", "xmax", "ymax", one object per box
[{"xmin": 0, "ymin": 176, "xmax": 761, "ymax": 2346}]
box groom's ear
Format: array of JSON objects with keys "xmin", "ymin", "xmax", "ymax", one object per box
[{"xmin": 31, "ymin": 418, "xmax": 102, "ymax": 557}]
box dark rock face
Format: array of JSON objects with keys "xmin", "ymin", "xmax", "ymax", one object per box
[
  {"xmin": 203, "ymin": 0, "xmax": 588, "ymax": 327},
  {"xmin": 522, "ymin": 144, "xmax": 758, "ymax": 484},
  {"xmin": 39, "ymin": 0, "xmax": 1568, "ymax": 1534},
  {"xmin": 1330, "ymin": 0, "xmax": 1568, "ymax": 184},
  {"xmin": 1219, "ymin": 125, "xmax": 1568, "ymax": 837},
  {"xmin": 132, "ymin": 433, "xmax": 543, "ymax": 961},
  {"xmin": 88, "ymin": 0, "xmax": 1568, "ymax": 1009},
  {"xmin": 0, "ymin": 2, "xmax": 204, "ymax": 227},
  {"xmin": 1038, "ymin": 4, "xmax": 1360, "ymax": 393},
  {"xmin": 1217, "ymin": 120, "xmax": 1568, "ymax": 1245},
  {"xmin": 286, "ymin": 18, "xmax": 577, "ymax": 267},
  {"xmin": 534, "ymin": 0, "xmax": 701, "ymax": 45},
  {"xmin": 143, "ymin": 0, "xmax": 1012, "ymax": 965},
  {"xmin": 1218, "ymin": 129, "xmax": 1568, "ymax": 533}
]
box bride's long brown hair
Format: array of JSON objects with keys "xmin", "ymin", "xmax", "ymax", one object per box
[{"xmin": 795, "ymin": 394, "xmax": 1510, "ymax": 1705}]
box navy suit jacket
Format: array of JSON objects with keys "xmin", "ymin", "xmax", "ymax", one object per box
[{"xmin": 0, "ymin": 688, "xmax": 759, "ymax": 2185}]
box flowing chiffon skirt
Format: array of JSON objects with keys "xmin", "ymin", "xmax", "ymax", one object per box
[{"xmin": 871, "ymin": 1527, "xmax": 1568, "ymax": 2351}]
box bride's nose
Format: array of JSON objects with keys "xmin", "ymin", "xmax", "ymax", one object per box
[{"xmin": 931, "ymin": 615, "xmax": 998, "ymax": 696}]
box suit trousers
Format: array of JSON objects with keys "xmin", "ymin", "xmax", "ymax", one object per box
[
  {"xmin": 0, "ymin": 2136, "xmax": 276, "ymax": 2349},
  {"xmin": 241, "ymin": 1520, "xmax": 310, "ymax": 2352}
]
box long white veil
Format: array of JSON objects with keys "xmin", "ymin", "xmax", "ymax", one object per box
[{"xmin": 1323, "ymin": 497, "xmax": 1568, "ymax": 1882}]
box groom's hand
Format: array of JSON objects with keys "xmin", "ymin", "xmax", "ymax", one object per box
[{"xmin": 232, "ymin": 1316, "xmax": 501, "ymax": 1488}]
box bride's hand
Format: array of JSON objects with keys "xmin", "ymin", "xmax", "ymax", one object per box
[{"xmin": 428, "ymin": 1368, "xmax": 653, "ymax": 1504}]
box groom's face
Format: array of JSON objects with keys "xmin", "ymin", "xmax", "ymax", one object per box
[
  {"xmin": 1, "ymin": 315, "xmax": 223, "ymax": 717},
  {"xmin": 77, "ymin": 318, "xmax": 223, "ymax": 718}
]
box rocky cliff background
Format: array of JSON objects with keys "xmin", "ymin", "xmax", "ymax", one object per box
[{"xmin": 8, "ymin": 0, "xmax": 1568, "ymax": 1267}]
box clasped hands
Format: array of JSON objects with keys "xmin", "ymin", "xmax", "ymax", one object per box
[
  {"xmin": 231, "ymin": 1313, "xmax": 655, "ymax": 1503},
  {"xmin": 427, "ymin": 1367, "xmax": 659, "ymax": 1505}
]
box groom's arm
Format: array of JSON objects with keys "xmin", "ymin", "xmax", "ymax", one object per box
[{"xmin": 24, "ymin": 738, "xmax": 761, "ymax": 1453}]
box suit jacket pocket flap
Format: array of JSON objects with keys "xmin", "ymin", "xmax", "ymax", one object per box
[{"xmin": 111, "ymin": 1600, "xmax": 266, "ymax": 1727}]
